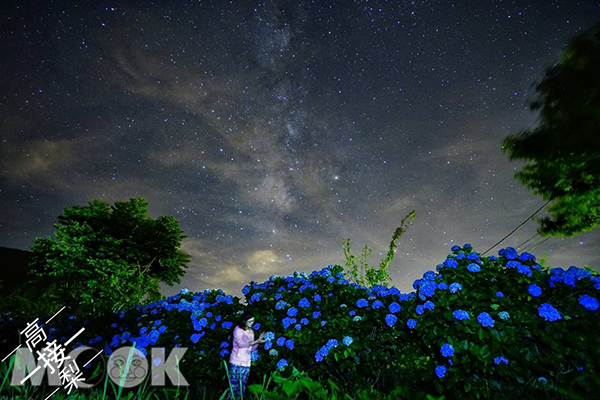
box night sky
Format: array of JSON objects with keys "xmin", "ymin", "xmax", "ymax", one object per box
[{"xmin": 1, "ymin": 1, "xmax": 599, "ymax": 300}]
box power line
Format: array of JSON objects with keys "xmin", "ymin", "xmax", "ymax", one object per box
[
  {"xmin": 524, "ymin": 236, "xmax": 552, "ymax": 253},
  {"xmin": 482, "ymin": 199, "xmax": 552, "ymax": 256},
  {"xmin": 516, "ymin": 232, "xmax": 540, "ymax": 250},
  {"xmin": 520, "ymin": 234, "xmax": 545, "ymax": 253}
]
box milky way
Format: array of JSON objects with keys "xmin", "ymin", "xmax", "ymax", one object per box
[{"xmin": 1, "ymin": 1, "xmax": 598, "ymax": 298}]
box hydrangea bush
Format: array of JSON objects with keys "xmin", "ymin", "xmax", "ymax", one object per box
[{"xmin": 6, "ymin": 245, "xmax": 598, "ymax": 399}]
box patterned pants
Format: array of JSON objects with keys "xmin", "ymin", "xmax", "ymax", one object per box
[{"xmin": 226, "ymin": 362, "xmax": 251, "ymax": 400}]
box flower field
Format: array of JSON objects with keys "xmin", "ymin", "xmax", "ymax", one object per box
[{"xmin": 1, "ymin": 244, "xmax": 599, "ymax": 400}]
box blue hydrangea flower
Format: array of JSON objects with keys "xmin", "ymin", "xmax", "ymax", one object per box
[
  {"xmin": 276, "ymin": 300, "xmax": 288, "ymax": 310},
  {"xmin": 385, "ymin": 314, "xmax": 397, "ymax": 327},
  {"xmin": 517, "ymin": 264, "xmax": 532, "ymax": 277},
  {"xmin": 467, "ymin": 252, "xmax": 480, "ymax": 261},
  {"xmin": 528, "ymin": 284, "xmax": 542, "ymax": 297},
  {"xmin": 301, "ymin": 318, "xmax": 309, "ymax": 325},
  {"xmin": 353, "ymin": 315, "xmax": 362, "ymax": 322},
  {"xmin": 441, "ymin": 344, "xmax": 454, "ymax": 358},
  {"xmin": 496, "ymin": 291, "xmax": 504, "ymax": 298},
  {"xmin": 326, "ymin": 339, "xmax": 339, "ymax": 349},
  {"xmin": 437, "ymin": 282, "xmax": 448, "ymax": 290},
  {"xmin": 372, "ymin": 300, "xmax": 384, "ymax": 309},
  {"xmin": 276, "ymin": 359, "xmax": 288, "ymax": 369},
  {"xmin": 276, "ymin": 336, "xmax": 286, "ymax": 346},
  {"xmin": 538, "ymin": 377, "xmax": 547, "ymax": 384},
  {"xmin": 424, "ymin": 271, "xmax": 436, "ymax": 280},
  {"xmin": 444, "ymin": 258, "xmax": 458, "ymax": 269},
  {"xmin": 265, "ymin": 331, "xmax": 275, "ymax": 341},
  {"xmin": 407, "ymin": 319, "xmax": 417, "ymax": 328},
  {"xmin": 435, "ymin": 365, "xmax": 447, "ymax": 378},
  {"xmin": 453, "ymin": 310, "xmax": 470, "ymax": 320},
  {"xmin": 285, "ymin": 339, "xmax": 294, "ymax": 350},
  {"xmin": 287, "ymin": 307, "xmax": 298, "ymax": 317},
  {"xmin": 389, "ymin": 302, "xmax": 402, "ymax": 313},
  {"xmin": 477, "ymin": 312, "xmax": 495, "ymax": 327},
  {"xmin": 519, "ymin": 252, "xmax": 535, "ymax": 261},
  {"xmin": 269, "ymin": 348, "xmax": 278, "ymax": 357},
  {"xmin": 349, "ymin": 310, "xmax": 356, "ymax": 316},
  {"xmin": 321, "ymin": 320, "xmax": 327, "ymax": 326},
  {"xmin": 451, "ymin": 245, "xmax": 460, "ymax": 251},
  {"xmin": 191, "ymin": 332, "xmax": 205, "ymax": 343},
  {"xmin": 502, "ymin": 247, "xmax": 518, "ymax": 260},
  {"xmin": 416, "ymin": 305, "xmax": 424, "ymax": 315},
  {"xmin": 312, "ymin": 311, "xmax": 321, "ymax": 319},
  {"xmin": 464, "ymin": 243, "xmax": 472, "ymax": 249},
  {"xmin": 498, "ymin": 311, "xmax": 510, "ymax": 320},
  {"xmin": 578, "ymin": 295, "xmax": 598, "ymax": 311},
  {"xmin": 282, "ymin": 317, "xmax": 292, "ymax": 329},
  {"xmin": 456, "ymin": 253, "xmax": 466, "ymax": 260},
  {"xmin": 467, "ymin": 263, "xmax": 481, "ymax": 273},
  {"xmin": 418, "ymin": 280, "xmax": 437, "ymax": 299},
  {"xmin": 264, "ymin": 341, "xmax": 272, "ymax": 350},
  {"xmin": 449, "ymin": 282, "xmax": 463, "ymax": 293},
  {"xmin": 342, "ymin": 336, "xmax": 353, "ymax": 346},
  {"xmin": 314, "ymin": 294, "xmax": 322, "ymax": 302},
  {"xmin": 506, "ymin": 260, "xmax": 521, "ymax": 269},
  {"xmin": 538, "ymin": 303, "xmax": 562, "ymax": 321},
  {"xmin": 494, "ymin": 356, "xmax": 508, "ymax": 365},
  {"xmin": 423, "ymin": 301, "xmax": 435, "ymax": 310},
  {"xmin": 298, "ymin": 298, "xmax": 311, "ymax": 308},
  {"xmin": 357, "ymin": 299, "xmax": 369, "ymax": 308}
]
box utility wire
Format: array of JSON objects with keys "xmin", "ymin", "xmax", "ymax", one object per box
[
  {"xmin": 524, "ymin": 236, "xmax": 552, "ymax": 253},
  {"xmin": 516, "ymin": 232, "xmax": 540, "ymax": 250},
  {"xmin": 482, "ymin": 199, "xmax": 552, "ymax": 256},
  {"xmin": 520, "ymin": 235, "xmax": 545, "ymax": 253}
]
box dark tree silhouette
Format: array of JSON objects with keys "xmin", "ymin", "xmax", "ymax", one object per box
[{"xmin": 501, "ymin": 22, "xmax": 600, "ymax": 238}]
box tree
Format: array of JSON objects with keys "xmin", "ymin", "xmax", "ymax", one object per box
[
  {"xmin": 25, "ymin": 197, "xmax": 191, "ymax": 318},
  {"xmin": 342, "ymin": 210, "xmax": 416, "ymax": 289},
  {"xmin": 501, "ymin": 22, "xmax": 600, "ymax": 238}
]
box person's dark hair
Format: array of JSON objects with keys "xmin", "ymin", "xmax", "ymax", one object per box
[{"xmin": 236, "ymin": 310, "xmax": 255, "ymax": 330}]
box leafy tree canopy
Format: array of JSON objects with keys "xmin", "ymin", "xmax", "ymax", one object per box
[
  {"xmin": 25, "ymin": 197, "xmax": 191, "ymax": 318},
  {"xmin": 501, "ymin": 22, "xmax": 600, "ymax": 237}
]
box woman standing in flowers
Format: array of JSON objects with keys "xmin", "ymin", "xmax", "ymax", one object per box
[{"xmin": 226, "ymin": 311, "xmax": 266, "ymax": 400}]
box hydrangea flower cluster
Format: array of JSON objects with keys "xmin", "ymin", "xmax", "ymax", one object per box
[
  {"xmin": 453, "ymin": 310, "xmax": 470, "ymax": 321},
  {"xmin": 549, "ymin": 266, "xmax": 594, "ymax": 288},
  {"xmin": 79, "ymin": 245, "xmax": 600, "ymax": 390},
  {"xmin": 538, "ymin": 303, "xmax": 562, "ymax": 321},
  {"xmin": 579, "ymin": 295, "xmax": 599, "ymax": 311},
  {"xmin": 477, "ymin": 312, "xmax": 495, "ymax": 328},
  {"xmin": 441, "ymin": 343, "xmax": 454, "ymax": 358},
  {"xmin": 528, "ymin": 284, "xmax": 542, "ymax": 297},
  {"xmin": 494, "ymin": 356, "xmax": 509, "ymax": 365}
]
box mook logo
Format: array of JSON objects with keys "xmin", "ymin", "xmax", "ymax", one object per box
[{"xmin": 8, "ymin": 346, "xmax": 189, "ymax": 390}]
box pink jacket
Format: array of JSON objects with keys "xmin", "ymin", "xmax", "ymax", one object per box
[{"xmin": 229, "ymin": 326, "xmax": 259, "ymax": 367}]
